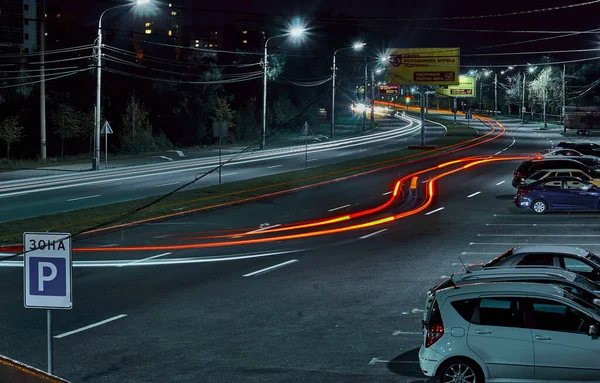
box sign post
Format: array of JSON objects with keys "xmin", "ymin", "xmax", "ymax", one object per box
[
  {"xmin": 101, "ymin": 121, "xmax": 113, "ymax": 170},
  {"xmin": 24, "ymin": 232, "xmax": 72, "ymax": 375},
  {"xmin": 212, "ymin": 122, "xmax": 228, "ymax": 185}
]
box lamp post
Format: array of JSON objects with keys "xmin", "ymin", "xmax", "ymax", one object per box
[
  {"xmin": 95, "ymin": 0, "xmax": 150, "ymax": 170},
  {"xmin": 261, "ymin": 26, "xmax": 306, "ymax": 149},
  {"xmin": 522, "ymin": 66, "xmax": 536, "ymax": 124},
  {"xmin": 331, "ymin": 42, "xmax": 365, "ymax": 139}
]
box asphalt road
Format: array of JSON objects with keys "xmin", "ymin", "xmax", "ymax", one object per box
[
  {"xmin": 0, "ymin": 115, "xmax": 447, "ymax": 223},
  {"xmin": 0, "ymin": 115, "xmax": 594, "ymax": 382}
]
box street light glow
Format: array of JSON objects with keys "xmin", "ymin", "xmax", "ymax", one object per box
[
  {"xmin": 508, "ymin": 66, "xmax": 514, "ymax": 70},
  {"xmin": 528, "ymin": 66, "xmax": 536, "ymax": 73},
  {"xmin": 353, "ymin": 42, "xmax": 366, "ymax": 50},
  {"xmin": 484, "ymin": 70, "xmax": 492, "ymax": 77},
  {"xmin": 289, "ymin": 27, "xmax": 306, "ymax": 37},
  {"xmin": 136, "ymin": 0, "xmax": 150, "ymax": 4},
  {"xmin": 469, "ymin": 70, "xmax": 476, "ymax": 76},
  {"xmin": 375, "ymin": 69, "xmax": 383, "ymax": 74}
]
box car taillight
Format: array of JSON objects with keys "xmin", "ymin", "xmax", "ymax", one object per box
[
  {"xmin": 516, "ymin": 188, "xmax": 529, "ymax": 197},
  {"xmin": 425, "ymin": 300, "xmax": 444, "ymax": 348}
]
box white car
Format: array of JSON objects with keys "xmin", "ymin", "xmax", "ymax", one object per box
[
  {"xmin": 541, "ymin": 148, "xmax": 584, "ymax": 158},
  {"xmin": 420, "ymin": 282, "xmax": 600, "ymax": 382}
]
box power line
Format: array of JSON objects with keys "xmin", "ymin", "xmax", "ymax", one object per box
[
  {"xmin": 0, "ymin": 44, "xmax": 93, "ymax": 58},
  {"xmin": 0, "ymin": 68, "xmax": 92, "ymax": 89},
  {"xmin": 475, "ymin": 28, "xmax": 600, "ymax": 50},
  {"xmin": 102, "ymin": 67, "xmax": 262, "ymax": 84}
]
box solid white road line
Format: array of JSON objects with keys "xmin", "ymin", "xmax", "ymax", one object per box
[
  {"xmin": 247, "ymin": 224, "xmax": 281, "ymax": 234},
  {"xmin": 392, "ymin": 330, "xmax": 422, "ymax": 336},
  {"xmin": 467, "ymin": 191, "xmax": 482, "ymax": 198},
  {"xmin": 360, "ymin": 229, "xmax": 388, "ymax": 239},
  {"xmin": 382, "ymin": 191, "xmax": 393, "ymax": 196},
  {"xmin": 156, "ymin": 182, "xmax": 180, "ymax": 187},
  {"xmin": 495, "ymin": 151, "xmax": 502, "ymax": 155},
  {"xmin": 95, "ymin": 244, "xmax": 119, "ymax": 248},
  {"xmin": 67, "ymin": 194, "xmax": 101, "ymax": 202},
  {"xmin": 425, "ymin": 207, "xmax": 445, "ymax": 216},
  {"xmin": 267, "ymin": 165, "xmax": 283, "ymax": 169},
  {"xmin": 152, "ymin": 234, "xmax": 172, "ymax": 239},
  {"xmin": 307, "ymin": 158, "xmax": 318, "ymax": 162},
  {"xmin": 222, "ymin": 172, "xmax": 238, "ymax": 177},
  {"xmin": 117, "ymin": 252, "xmax": 172, "ymax": 267},
  {"xmin": 54, "ymin": 314, "xmax": 128, "ymax": 339},
  {"xmin": 358, "ymin": 149, "xmax": 369, "ymax": 152},
  {"xmin": 243, "ymin": 259, "xmax": 298, "ymax": 277},
  {"xmin": 496, "ymin": 181, "xmax": 506, "ymax": 185},
  {"xmin": 328, "ymin": 204, "xmax": 352, "ymax": 212}
]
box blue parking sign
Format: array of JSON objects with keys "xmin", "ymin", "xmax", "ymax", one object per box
[{"xmin": 24, "ymin": 232, "xmax": 72, "ymax": 309}]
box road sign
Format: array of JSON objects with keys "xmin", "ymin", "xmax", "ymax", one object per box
[
  {"xmin": 386, "ymin": 48, "xmax": 460, "ymax": 86},
  {"xmin": 437, "ymin": 75, "xmax": 476, "ymax": 98},
  {"xmin": 100, "ymin": 121, "xmax": 113, "ymax": 135},
  {"xmin": 379, "ymin": 84, "xmax": 399, "ymax": 94},
  {"xmin": 24, "ymin": 232, "xmax": 72, "ymax": 310}
]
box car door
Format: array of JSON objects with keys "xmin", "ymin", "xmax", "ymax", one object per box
[
  {"xmin": 539, "ymin": 180, "xmax": 568, "ymax": 208},
  {"xmin": 560, "ymin": 256, "xmax": 600, "ymax": 282},
  {"xmin": 562, "ymin": 179, "xmax": 599, "ymax": 209},
  {"xmin": 466, "ymin": 297, "xmax": 534, "ymax": 379},
  {"xmin": 525, "ymin": 298, "xmax": 600, "ymax": 381}
]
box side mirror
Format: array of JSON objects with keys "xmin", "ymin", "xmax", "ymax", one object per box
[
  {"xmin": 589, "ymin": 324, "xmax": 598, "ymax": 337},
  {"xmin": 593, "ymin": 298, "xmax": 600, "ymax": 307}
]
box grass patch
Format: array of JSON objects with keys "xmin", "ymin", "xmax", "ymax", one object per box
[{"xmin": 0, "ymin": 119, "xmax": 477, "ymax": 244}]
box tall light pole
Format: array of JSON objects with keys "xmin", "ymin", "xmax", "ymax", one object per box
[
  {"xmin": 261, "ymin": 26, "xmax": 306, "ymax": 149},
  {"xmin": 522, "ymin": 65, "xmax": 536, "ymax": 124},
  {"xmin": 331, "ymin": 42, "xmax": 365, "ymax": 139},
  {"xmin": 363, "ymin": 57, "xmax": 367, "ymax": 132},
  {"xmin": 95, "ymin": 0, "xmax": 150, "ymax": 170},
  {"xmin": 494, "ymin": 72, "xmax": 498, "ymax": 118}
]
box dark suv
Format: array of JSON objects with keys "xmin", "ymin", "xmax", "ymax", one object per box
[{"xmin": 513, "ymin": 158, "xmax": 597, "ymax": 187}]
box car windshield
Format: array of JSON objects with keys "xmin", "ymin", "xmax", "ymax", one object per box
[{"xmin": 563, "ymin": 289, "xmax": 600, "ymax": 316}]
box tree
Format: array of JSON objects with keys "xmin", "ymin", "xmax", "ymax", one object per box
[
  {"xmin": 234, "ymin": 100, "xmax": 258, "ymax": 142},
  {"xmin": 269, "ymin": 90, "xmax": 296, "ymax": 130},
  {"xmin": 212, "ymin": 96, "xmax": 235, "ymax": 125},
  {"xmin": 0, "ymin": 116, "xmax": 24, "ymax": 159},
  {"xmin": 529, "ymin": 67, "xmax": 562, "ymax": 127},
  {"xmin": 120, "ymin": 93, "xmax": 155, "ymax": 153},
  {"xmin": 51, "ymin": 103, "xmax": 83, "ymax": 157},
  {"xmin": 504, "ymin": 73, "xmax": 523, "ymax": 116}
]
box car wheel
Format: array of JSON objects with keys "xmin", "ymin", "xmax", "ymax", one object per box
[
  {"xmin": 437, "ymin": 358, "xmax": 483, "ymax": 383},
  {"xmin": 532, "ymin": 199, "xmax": 548, "ymax": 214}
]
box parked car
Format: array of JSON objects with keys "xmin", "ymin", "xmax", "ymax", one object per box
[
  {"xmin": 524, "ymin": 169, "xmax": 600, "ymax": 186},
  {"xmin": 541, "ymin": 148, "xmax": 584, "ymax": 157},
  {"xmin": 466, "ymin": 245, "xmax": 600, "ymax": 282},
  {"xmin": 515, "ymin": 176, "xmax": 600, "ymax": 213},
  {"xmin": 513, "ymin": 159, "xmax": 597, "ymax": 187},
  {"xmin": 420, "ymin": 282, "xmax": 600, "ymax": 382},
  {"xmin": 424, "ymin": 267, "xmax": 600, "ymax": 321},
  {"xmin": 557, "ymin": 142, "xmax": 600, "ymax": 156}
]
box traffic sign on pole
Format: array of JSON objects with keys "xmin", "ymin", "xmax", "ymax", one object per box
[{"xmin": 24, "ymin": 232, "xmax": 72, "ymax": 310}]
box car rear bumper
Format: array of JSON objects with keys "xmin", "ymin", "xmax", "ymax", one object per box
[
  {"xmin": 419, "ymin": 345, "xmax": 442, "ymax": 377},
  {"xmin": 514, "ymin": 197, "xmax": 531, "ymax": 208}
]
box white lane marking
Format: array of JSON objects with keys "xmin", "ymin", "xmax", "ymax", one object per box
[
  {"xmin": 247, "ymin": 224, "xmax": 281, "ymax": 234},
  {"xmin": 54, "ymin": 314, "xmax": 128, "ymax": 339},
  {"xmin": 117, "ymin": 252, "xmax": 172, "ymax": 267},
  {"xmin": 461, "ymin": 252, "xmax": 503, "ymax": 255},
  {"xmin": 156, "ymin": 182, "xmax": 180, "ymax": 187},
  {"xmin": 392, "ymin": 330, "xmax": 422, "ymax": 336},
  {"xmin": 95, "ymin": 244, "xmax": 119, "ymax": 248},
  {"xmin": 328, "ymin": 204, "xmax": 352, "ymax": 212},
  {"xmin": 67, "ymin": 194, "xmax": 101, "ymax": 202},
  {"xmin": 267, "ymin": 165, "xmax": 283, "ymax": 169},
  {"xmin": 496, "ymin": 181, "xmax": 506, "ymax": 185},
  {"xmin": 467, "ymin": 191, "xmax": 482, "ymax": 198},
  {"xmin": 360, "ymin": 229, "xmax": 388, "ymax": 239},
  {"xmin": 173, "ymin": 207, "xmax": 186, "ymax": 211},
  {"xmin": 502, "ymin": 148, "xmax": 508, "ymax": 152},
  {"xmin": 508, "ymin": 138, "xmax": 516, "ymax": 148},
  {"xmin": 152, "ymin": 234, "xmax": 172, "ymax": 239},
  {"xmin": 425, "ymin": 207, "xmax": 445, "ymax": 215},
  {"xmin": 470, "ymin": 242, "xmax": 600, "ymax": 246},
  {"xmin": 440, "ymin": 275, "xmax": 448, "ymax": 279},
  {"xmin": 495, "ymin": 151, "xmax": 502, "ymax": 155},
  {"xmin": 243, "ymin": 259, "xmax": 298, "ymax": 277},
  {"xmin": 335, "ymin": 153, "xmax": 346, "ymax": 157},
  {"xmin": 479, "ymin": 234, "xmax": 600, "ymax": 237},
  {"xmin": 307, "ymin": 158, "xmax": 318, "ymax": 162},
  {"xmin": 382, "ymin": 191, "xmax": 392, "ymax": 196},
  {"xmin": 222, "ymin": 172, "xmax": 238, "ymax": 177},
  {"xmin": 486, "ymin": 223, "xmax": 591, "ymax": 227},
  {"xmin": 369, "ymin": 358, "xmax": 390, "ymax": 365},
  {"xmin": 412, "ymin": 308, "xmax": 425, "ymax": 313},
  {"xmin": 358, "ymin": 149, "xmax": 369, "ymax": 152}
]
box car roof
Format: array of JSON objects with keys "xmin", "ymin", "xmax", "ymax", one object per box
[
  {"xmin": 439, "ymin": 281, "xmax": 566, "ymax": 298},
  {"xmin": 454, "ymin": 267, "xmax": 578, "ymax": 283},
  {"xmin": 512, "ymin": 245, "xmax": 589, "ymax": 257},
  {"xmin": 532, "ymin": 168, "xmax": 586, "ymax": 173},
  {"xmin": 529, "ymin": 176, "xmax": 588, "ymax": 185}
]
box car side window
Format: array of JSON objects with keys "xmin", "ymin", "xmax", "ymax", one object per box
[
  {"xmin": 451, "ymin": 299, "xmax": 477, "ymax": 322},
  {"xmin": 471, "ymin": 298, "xmax": 523, "ymax": 327},
  {"xmin": 544, "ymin": 180, "xmax": 562, "ymax": 189},
  {"xmin": 565, "ymin": 180, "xmax": 591, "ymax": 190},
  {"xmin": 517, "ymin": 254, "xmax": 555, "ymax": 266},
  {"xmin": 563, "ymin": 257, "xmax": 594, "ymax": 273},
  {"xmin": 556, "ymin": 172, "xmax": 571, "ymax": 178},
  {"xmin": 529, "ymin": 299, "xmax": 590, "ymax": 334}
]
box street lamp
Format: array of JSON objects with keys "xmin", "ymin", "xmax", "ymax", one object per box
[
  {"xmin": 522, "ymin": 65, "xmax": 537, "ymax": 123},
  {"xmin": 94, "ymin": 0, "xmax": 150, "ymax": 170},
  {"xmin": 261, "ymin": 25, "xmax": 306, "ymax": 149},
  {"xmin": 330, "ymin": 41, "xmax": 365, "ymax": 138}
]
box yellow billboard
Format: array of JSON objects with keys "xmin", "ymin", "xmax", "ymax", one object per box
[
  {"xmin": 385, "ymin": 48, "xmax": 460, "ymax": 86},
  {"xmin": 436, "ymin": 75, "xmax": 476, "ymax": 97}
]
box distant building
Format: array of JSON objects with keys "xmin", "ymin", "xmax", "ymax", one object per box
[
  {"xmin": 44, "ymin": 7, "xmax": 86, "ymax": 50},
  {"xmin": 186, "ymin": 26, "xmax": 220, "ymax": 60},
  {"xmin": 134, "ymin": 2, "xmax": 183, "ymax": 62},
  {"xmin": 0, "ymin": 0, "xmax": 38, "ymax": 54},
  {"xmin": 223, "ymin": 21, "xmax": 265, "ymax": 52}
]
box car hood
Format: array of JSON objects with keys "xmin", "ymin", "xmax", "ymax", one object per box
[{"xmin": 465, "ymin": 264, "xmax": 484, "ymax": 272}]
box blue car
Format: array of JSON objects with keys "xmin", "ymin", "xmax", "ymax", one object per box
[{"xmin": 515, "ymin": 176, "xmax": 600, "ymax": 214}]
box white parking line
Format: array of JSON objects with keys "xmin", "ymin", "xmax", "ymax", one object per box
[
  {"xmin": 267, "ymin": 165, "xmax": 283, "ymax": 169},
  {"xmin": 243, "ymin": 259, "xmax": 298, "ymax": 277},
  {"xmin": 152, "ymin": 234, "xmax": 172, "ymax": 239},
  {"xmin": 156, "ymin": 182, "xmax": 180, "ymax": 187},
  {"xmin": 307, "ymin": 159, "xmax": 318, "ymax": 162},
  {"xmin": 67, "ymin": 194, "xmax": 101, "ymax": 202},
  {"xmin": 54, "ymin": 314, "xmax": 128, "ymax": 339},
  {"xmin": 117, "ymin": 252, "xmax": 172, "ymax": 267},
  {"xmin": 479, "ymin": 234, "xmax": 600, "ymax": 237},
  {"xmin": 470, "ymin": 242, "xmax": 600, "ymax": 246},
  {"xmin": 467, "ymin": 191, "xmax": 482, "ymax": 198},
  {"xmin": 392, "ymin": 330, "xmax": 422, "ymax": 336},
  {"xmin": 328, "ymin": 204, "xmax": 352, "ymax": 212},
  {"xmin": 247, "ymin": 224, "xmax": 281, "ymax": 234},
  {"xmin": 382, "ymin": 191, "xmax": 393, "ymax": 196},
  {"xmin": 425, "ymin": 207, "xmax": 445, "ymax": 215},
  {"xmin": 360, "ymin": 229, "xmax": 388, "ymax": 239},
  {"xmin": 335, "ymin": 153, "xmax": 346, "ymax": 157},
  {"xmin": 486, "ymin": 223, "xmax": 589, "ymax": 227},
  {"xmin": 496, "ymin": 181, "xmax": 506, "ymax": 185},
  {"xmin": 95, "ymin": 244, "xmax": 119, "ymax": 248},
  {"xmin": 222, "ymin": 172, "xmax": 238, "ymax": 177}
]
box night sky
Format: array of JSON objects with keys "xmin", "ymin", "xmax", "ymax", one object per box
[{"xmin": 49, "ymin": 0, "xmax": 600, "ymax": 67}]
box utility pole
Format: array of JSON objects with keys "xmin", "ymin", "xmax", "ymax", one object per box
[
  {"xmin": 331, "ymin": 54, "xmax": 336, "ymax": 139},
  {"xmin": 419, "ymin": 88, "xmax": 425, "ymax": 146},
  {"xmin": 362, "ymin": 58, "xmax": 367, "ymax": 132},
  {"xmin": 370, "ymin": 66, "xmax": 375, "ymax": 130},
  {"xmin": 522, "ymin": 72, "xmax": 526, "ymax": 124},
  {"xmin": 40, "ymin": 15, "xmax": 46, "ymax": 161},
  {"xmin": 562, "ymin": 64, "xmax": 566, "ymax": 125},
  {"xmin": 479, "ymin": 80, "xmax": 483, "ymax": 110},
  {"xmin": 261, "ymin": 44, "xmax": 268, "ymax": 149},
  {"xmin": 494, "ymin": 73, "xmax": 498, "ymax": 118},
  {"xmin": 94, "ymin": 20, "xmax": 103, "ymax": 170}
]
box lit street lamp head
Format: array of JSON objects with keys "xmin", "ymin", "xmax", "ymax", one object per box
[
  {"xmin": 289, "ymin": 27, "xmax": 306, "ymax": 38},
  {"xmin": 136, "ymin": 0, "xmax": 150, "ymax": 4},
  {"xmin": 353, "ymin": 42, "xmax": 367, "ymax": 50},
  {"xmin": 528, "ymin": 66, "xmax": 536, "ymax": 73}
]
